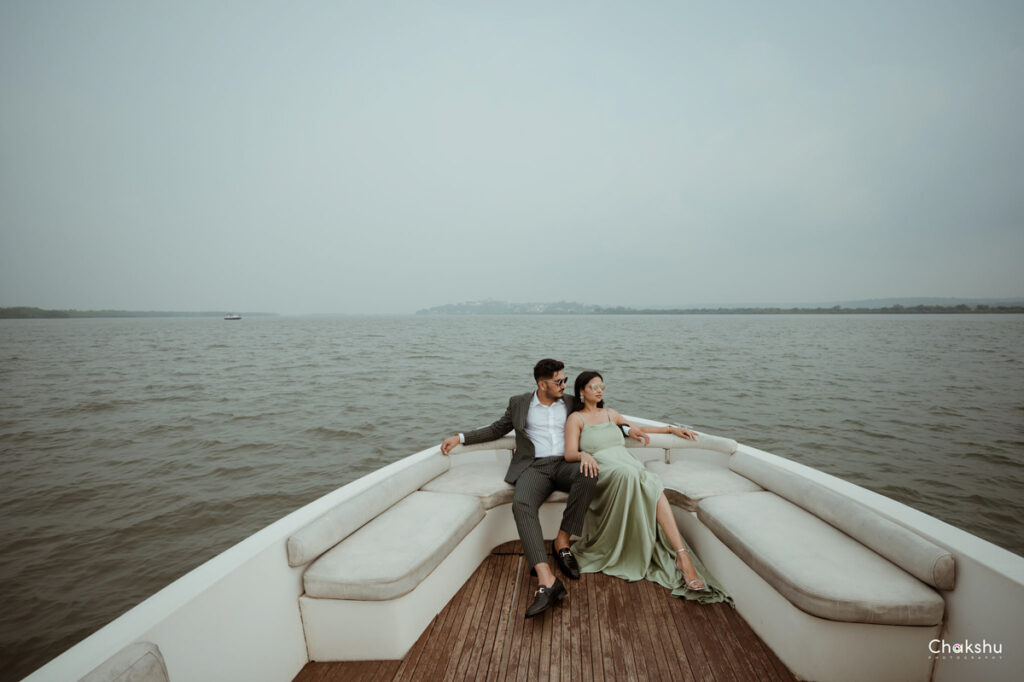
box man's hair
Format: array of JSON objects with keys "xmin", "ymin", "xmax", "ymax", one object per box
[{"xmin": 533, "ymin": 358, "xmax": 565, "ymax": 381}]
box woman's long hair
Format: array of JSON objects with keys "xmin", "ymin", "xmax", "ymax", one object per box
[{"xmin": 572, "ymin": 370, "xmax": 604, "ymax": 412}]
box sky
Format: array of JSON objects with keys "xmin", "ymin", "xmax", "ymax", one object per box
[{"xmin": 2, "ymin": 1, "xmax": 1023, "ymax": 314}]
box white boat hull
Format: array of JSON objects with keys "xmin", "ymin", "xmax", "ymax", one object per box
[{"xmin": 23, "ymin": 425, "xmax": 1024, "ymax": 682}]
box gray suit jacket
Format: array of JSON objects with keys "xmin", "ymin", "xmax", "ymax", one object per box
[{"xmin": 464, "ymin": 391, "xmax": 581, "ymax": 484}]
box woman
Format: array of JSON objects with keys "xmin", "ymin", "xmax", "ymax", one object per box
[{"xmin": 565, "ymin": 370, "xmax": 729, "ymax": 602}]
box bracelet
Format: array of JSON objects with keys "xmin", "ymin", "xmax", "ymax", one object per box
[{"xmin": 676, "ymin": 548, "xmax": 688, "ymax": 554}]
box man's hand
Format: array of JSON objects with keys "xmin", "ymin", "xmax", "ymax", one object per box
[
  {"xmin": 440, "ymin": 435, "xmax": 461, "ymax": 455},
  {"xmin": 579, "ymin": 452, "xmax": 600, "ymax": 478},
  {"xmin": 627, "ymin": 428, "xmax": 650, "ymax": 446}
]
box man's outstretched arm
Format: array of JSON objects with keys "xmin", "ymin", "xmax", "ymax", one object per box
[{"xmin": 440, "ymin": 400, "xmax": 515, "ymax": 454}]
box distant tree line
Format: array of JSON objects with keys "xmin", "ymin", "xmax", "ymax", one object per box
[
  {"xmin": 416, "ymin": 301, "xmax": 1024, "ymax": 315},
  {"xmin": 589, "ymin": 304, "xmax": 1024, "ymax": 315}
]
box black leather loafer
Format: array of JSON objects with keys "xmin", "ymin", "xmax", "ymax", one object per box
[
  {"xmin": 524, "ymin": 578, "xmax": 566, "ymax": 618},
  {"xmin": 552, "ymin": 540, "xmax": 581, "ymax": 580}
]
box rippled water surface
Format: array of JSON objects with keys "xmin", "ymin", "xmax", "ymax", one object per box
[{"xmin": 1, "ymin": 314, "xmax": 1022, "ymax": 680}]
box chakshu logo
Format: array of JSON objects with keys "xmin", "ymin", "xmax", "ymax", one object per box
[{"xmin": 929, "ymin": 638, "xmax": 1003, "ymax": 659}]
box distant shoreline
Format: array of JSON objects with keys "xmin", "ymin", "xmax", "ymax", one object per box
[
  {"xmin": 0, "ymin": 307, "xmax": 277, "ymax": 319},
  {"xmin": 577, "ymin": 305, "xmax": 1024, "ymax": 315},
  {"xmin": 5, "ymin": 305, "xmax": 1024, "ymax": 319},
  {"xmin": 416, "ymin": 303, "xmax": 1024, "ymax": 316}
]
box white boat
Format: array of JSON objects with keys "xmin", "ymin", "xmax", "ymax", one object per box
[
  {"xmin": 23, "ymin": 418, "xmax": 1023, "ymax": 682},
  {"xmin": 223, "ymin": 314, "xmax": 242, "ymax": 320}
]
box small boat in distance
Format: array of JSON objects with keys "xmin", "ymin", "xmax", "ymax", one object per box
[{"xmin": 224, "ymin": 313, "xmax": 242, "ymax": 320}]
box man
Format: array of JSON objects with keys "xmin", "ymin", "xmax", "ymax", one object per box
[{"xmin": 440, "ymin": 359, "xmax": 643, "ymax": 618}]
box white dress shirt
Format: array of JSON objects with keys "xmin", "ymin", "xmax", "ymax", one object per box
[
  {"xmin": 458, "ymin": 392, "xmax": 569, "ymax": 457},
  {"xmin": 524, "ymin": 392, "xmax": 568, "ymax": 458}
]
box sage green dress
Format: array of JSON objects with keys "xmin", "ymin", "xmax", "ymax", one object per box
[{"xmin": 570, "ymin": 418, "xmax": 732, "ymax": 604}]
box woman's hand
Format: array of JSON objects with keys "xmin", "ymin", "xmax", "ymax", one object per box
[
  {"xmin": 579, "ymin": 452, "xmax": 600, "ymax": 478},
  {"xmin": 669, "ymin": 426, "xmax": 698, "ymax": 441}
]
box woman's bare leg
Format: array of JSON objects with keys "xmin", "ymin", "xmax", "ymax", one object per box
[{"xmin": 656, "ymin": 493, "xmax": 706, "ymax": 590}]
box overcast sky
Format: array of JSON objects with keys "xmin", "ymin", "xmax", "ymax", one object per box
[{"xmin": 2, "ymin": 2, "xmax": 1022, "ymax": 314}]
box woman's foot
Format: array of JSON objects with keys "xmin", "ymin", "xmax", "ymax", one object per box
[{"xmin": 676, "ymin": 548, "xmax": 706, "ymax": 591}]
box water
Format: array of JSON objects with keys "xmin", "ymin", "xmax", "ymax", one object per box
[{"xmin": 1, "ymin": 314, "xmax": 1022, "ymax": 680}]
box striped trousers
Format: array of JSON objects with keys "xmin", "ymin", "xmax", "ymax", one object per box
[{"xmin": 512, "ymin": 456, "xmax": 599, "ymax": 569}]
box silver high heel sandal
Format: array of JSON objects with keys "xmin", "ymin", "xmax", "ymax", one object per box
[{"xmin": 676, "ymin": 548, "xmax": 707, "ymax": 591}]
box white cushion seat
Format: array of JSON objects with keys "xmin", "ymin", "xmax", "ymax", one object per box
[
  {"xmin": 288, "ymin": 454, "xmax": 450, "ymax": 567},
  {"xmin": 82, "ymin": 642, "xmax": 168, "ymax": 682},
  {"xmin": 647, "ymin": 460, "xmax": 763, "ymax": 511},
  {"xmin": 698, "ymin": 491, "xmax": 945, "ymax": 626},
  {"xmin": 729, "ymin": 451, "xmax": 955, "ymax": 591},
  {"xmin": 304, "ymin": 491, "xmax": 485, "ymax": 601},
  {"xmin": 421, "ymin": 461, "xmax": 514, "ymax": 508},
  {"xmin": 421, "ymin": 460, "xmax": 567, "ymax": 508}
]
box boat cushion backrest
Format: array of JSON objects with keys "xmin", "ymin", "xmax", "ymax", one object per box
[
  {"xmin": 730, "ymin": 451, "xmax": 955, "ymax": 590},
  {"xmin": 81, "ymin": 641, "xmax": 168, "ymax": 682},
  {"xmin": 642, "ymin": 431, "xmax": 739, "ymax": 455},
  {"xmin": 287, "ymin": 453, "xmax": 450, "ymax": 567},
  {"xmin": 452, "ymin": 436, "xmax": 516, "ymax": 454}
]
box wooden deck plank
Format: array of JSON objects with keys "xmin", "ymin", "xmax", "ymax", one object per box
[
  {"xmin": 445, "ymin": 550, "xmax": 492, "ymax": 681},
  {"xmin": 606, "ymin": 573, "xmax": 638, "ymax": 679},
  {"xmin": 667, "ymin": 598, "xmax": 716, "ymax": 682},
  {"xmin": 722, "ymin": 604, "xmax": 793, "ymax": 682},
  {"xmin": 455, "ymin": 552, "xmax": 506, "ymax": 681},
  {"xmin": 593, "ymin": 572, "xmax": 619, "ymax": 681},
  {"xmin": 607, "ymin": 572, "xmax": 638, "ymax": 681},
  {"xmin": 293, "ymin": 545, "xmax": 797, "ymax": 682},
  {"xmin": 689, "ymin": 601, "xmax": 740, "ymax": 682},
  {"xmin": 627, "ymin": 581, "xmax": 657, "ymax": 681},
  {"xmin": 468, "ymin": 554, "xmax": 504, "ymax": 681},
  {"xmin": 713, "ymin": 602, "xmax": 778, "ymax": 682},
  {"xmin": 584, "ymin": 567, "xmax": 606, "ymax": 682},
  {"xmin": 366, "ymin": 660, "xmax": 401, "ymax": 682},
  {"xmin": 523, "ymin": 562, "xmax": 552, "ymax": 682},
  {"xmin": 502, "ymin": 555, "xmax": 532, "ymax": 682},
  {"xmin": 400, "ymin": 605, "xmax": 447, "ymax": 679},
  {"xmin": 555, "ymin": 574, "xmax": 573, "ymax": 682},
  {"xmin": 340, "ymin": 661, "xmax": 372, "ymax": 682},
  {"xmin": 434, "ymin": 575, "xmax": 472, "ymax": 678},
  {"xmin": 567, "ymin": 569, "xmax": 589, "ymax": 682},
  {"xmin": 419, "ymin": 556, "xmax": 476, "ymax": 681},
  {"xmin": 370, "ymin": 661, "xmax": 402, "ymax": 682},
  {"xmin": 517, "ymin": 559, "xmax": 547, "ymax": 682},
  {"xmin": 643, "ymin": 583, "xmax": 698, "ymax": 682},
  {"xmin": 630, "ymin": 581, "xmax": 660, "ymax": 679},
  {"xmin": 635, "ymin": 581, "xmax": 669, "ymax": 681},
  {"xmin": 291, "ymin": 661, "xmax": 331, "ymax": 682},
  {"xmin": 492, "ymin": 554, "xmax": 522, "ymax": 682},
  {"xmin": 633, "ymin": 580, "xmax": 673, "ymax": 682},
  {"xmin": 444, "ymin": 562, "xmax": 490, "ymax": 678},
  {"xmin": 444, "ymin": 558, "xmax": 484, "ymax": 681},
  {"xmin": 316, "ymin": 659, "xmax": 398, "ymax": 682},
  {"xmin": 516, "ymin": 567, "xmax": 537, "ymax": 682},
  {"xmin": 709, "ymin": 604, "xmax": 761, "ymax": 682},
  {"xmin": 482, "ymin": 554, "xmax": 518, "ymax": 681},
  {"xmin": 763, "ymin": 638, "xmax": 797, "ymax": 682},
  {"xmin": 391, "ymin": 599, "xmax": 437, "ymax": 682},
  {"xmin": 492, "ymin": 540, "xmax": 522, "ymax": 555}
]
